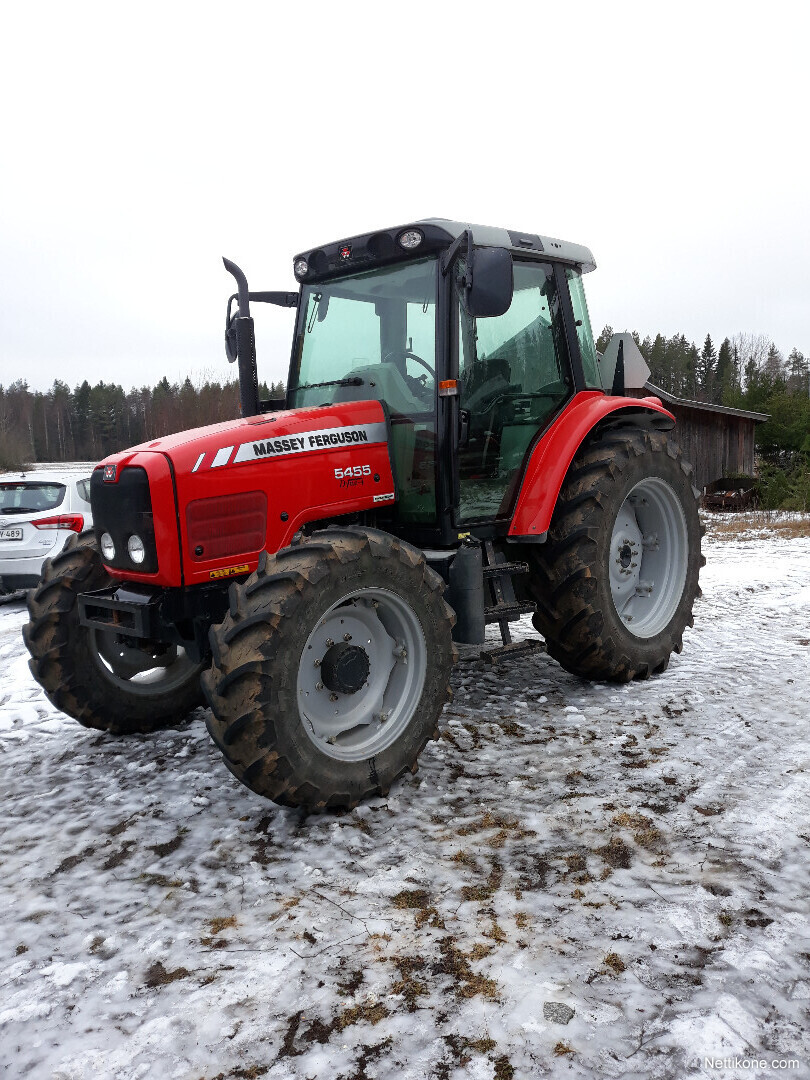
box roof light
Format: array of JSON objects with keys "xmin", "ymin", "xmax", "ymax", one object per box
[
  {"xmin": 294, "ymin": 258, "xmax": 309, "ymax": 279},
  {"xmin": 398, "ymin": 229, "xmax": 423, "ymax": 250}
]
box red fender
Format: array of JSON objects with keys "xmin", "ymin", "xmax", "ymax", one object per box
[{"xmin": 508, "ymin": 391, "xmax": 675, "ymax": 539}]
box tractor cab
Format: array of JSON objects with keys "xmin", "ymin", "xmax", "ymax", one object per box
[{"xmin": 228, "ymin": 219, "xmax": 608, "ymax": 546}]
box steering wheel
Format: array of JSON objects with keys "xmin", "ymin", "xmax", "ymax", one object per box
[{"xmin": 382, "ymin": 349, "xmax": 436, "ymax": 380}]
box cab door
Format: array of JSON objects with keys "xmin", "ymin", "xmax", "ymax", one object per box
[{"xmin": 455, "ymin": 260, "xmax": 574, "ymax": 525}]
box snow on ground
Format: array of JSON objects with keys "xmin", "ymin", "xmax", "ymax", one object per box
[{"xmin": 1, "ymin": 518, "xmax": 809, "ymax": 1080}]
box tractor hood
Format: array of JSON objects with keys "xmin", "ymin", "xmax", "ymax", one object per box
[
  {"xmin": 106, "ymin": 400, "xmax": 389, "ymax": 468},
  {"xmin": 93, "ymin": 400, "xmax": 396, "ymax": 588}
]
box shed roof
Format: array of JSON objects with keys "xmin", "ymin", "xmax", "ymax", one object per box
[{"xmin": 644, "ymin": 382, "xmax": 769, "ymax": 423}]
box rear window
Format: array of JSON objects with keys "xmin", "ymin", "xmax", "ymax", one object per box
[{"xmin": 0, "ymin": 482, "xmax": 66, "ymax": 513}]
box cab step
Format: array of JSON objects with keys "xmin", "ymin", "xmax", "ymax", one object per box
[
  {"xmin": 481, "ymin": 540, "xmax": 535, "ymax": 647},
  {"xmin": 457, "ymin": 638, "xmax": 545, "ymax": 664}
]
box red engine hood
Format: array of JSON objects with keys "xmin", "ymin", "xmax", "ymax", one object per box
[
  {"xmin": 96, "ymin": 400, "xmax": 397, "ymax": 588},
  {"xmin": 102, "ymin": 400, "xmax": 388, "ymax": 464}
]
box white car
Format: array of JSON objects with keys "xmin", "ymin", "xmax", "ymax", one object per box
[{"xmin": 0, "ymin": 470, "xmax": 93, "ymax": 594}]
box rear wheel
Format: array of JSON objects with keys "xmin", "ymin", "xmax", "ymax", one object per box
[
  {"xmin": 24, "ymin": 531, "xmax": 205, "ymax": 733},
  {"xmin": 524, "ymin": 425, "xmax": 704, "ymax": 682},
  {"xmin": 203, "ymin": 526, "xmax": 456, "ymax": 810}
]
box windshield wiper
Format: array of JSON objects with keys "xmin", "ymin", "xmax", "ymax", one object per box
[
  {"xmin": 0, "ymin": 506, "xmax": 39, "ymax": 514},
  {"xmin": 295, "ymin": 377, "xmax": 365, "ymax": 391}
]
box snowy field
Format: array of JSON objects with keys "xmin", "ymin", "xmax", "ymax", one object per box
[{"xmin": 1, "ymin": 516, "xmax": 809, "ymax": 1080}]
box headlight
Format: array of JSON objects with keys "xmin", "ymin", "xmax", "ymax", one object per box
[
  {"xmin": 100, "ymin": 533, "xmax": 115, "ymax": 560},
  {"xmin": 127, "ymin": 535, "xmax": 146, "ymax": 565}
]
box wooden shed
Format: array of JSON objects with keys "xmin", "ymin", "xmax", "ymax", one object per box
[{"xmin": 628, "ymin": 383, "xmax": 769, "ymax": 492}]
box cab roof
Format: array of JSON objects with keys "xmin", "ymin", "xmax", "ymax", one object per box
[
  {"xmin": 414, "ymin": 218, "xmax": 596, "ymax": 273},
  {"xmin": 294, "ymin": 218, "xmax": 596, "ymax": 284}
]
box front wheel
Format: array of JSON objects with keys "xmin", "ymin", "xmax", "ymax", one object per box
[
  {"xmin": 24, "ymin": 531, "xmax": 206, "ymax": 733},
  {"xmin": 203, "ymin": 527, "xmax": 456, "ymax": 810},
  {"xmin": 524, "ymin": 425, "xmax": 704, "ymax": 682}
]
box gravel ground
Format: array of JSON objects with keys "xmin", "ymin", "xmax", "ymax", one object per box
[{"xmin": 1, "ymin": 518, "xmax": 809, "ymax": 1080}]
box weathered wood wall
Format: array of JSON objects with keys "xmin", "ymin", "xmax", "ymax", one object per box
[
  {"xmin": 664, "ymin": 405, "xmax": 757, "ymax": 491},
  {"xmin": 626, "ymin": 389, "xmax": 760, "ymax": 490}
]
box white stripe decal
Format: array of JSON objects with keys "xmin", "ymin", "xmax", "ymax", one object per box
[
  {"xmin": 192, "ymin": 453, "xmax": 205, "ymax": 473},
  {"xmin": 211, "ymin": 445, "xmax": 234, "ymax": 468},
  {"xmin": 232, "ymin": 422, "xmax": 388, "ymax": 465}
]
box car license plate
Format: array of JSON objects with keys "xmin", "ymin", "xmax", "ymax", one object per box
[{"xmin": 0, "ymin": 528, "xmax": 23, "ymax": 540}]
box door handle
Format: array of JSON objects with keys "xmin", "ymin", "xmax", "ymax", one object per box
[{"xmin": 459, "ymin": 409, "xmax": 470, "ymax": 449}]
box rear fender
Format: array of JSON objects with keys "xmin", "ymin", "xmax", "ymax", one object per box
[{"xmin": 508, "ymin": 391, "xmax": 675, "ymax": 540}]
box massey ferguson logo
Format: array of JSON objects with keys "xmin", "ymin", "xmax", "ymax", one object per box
[
  {"xmin": 103, "ymin": 464, "xmax": 116, "ymax": 482},
  {"xmin": 230, "ymin": 422, "xmax": 388, "ymax": 466}
]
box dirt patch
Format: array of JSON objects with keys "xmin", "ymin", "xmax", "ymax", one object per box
[
  {"xmin": 277, "ymin": 1001, "xmax": 390, "ymax": 1059},
  {"xmin": 594, "ymin": 837, "xmax": 633, "ymax": 869},
  {"xmin": 148, "ymin": 832, "xmax": 185, "ymax": 858},
  {"xmin": 143, "ymin": 961, "xmax": 191, "ymax": 988},
  {"xmin": 391, "ymin": 888, "xmax": 444, "ymax": 929},
  {"xmin": 432, "ymin": 936, "xmax": 499, "ymax": 1000},
  {"xmin": 390, "ymin": 956, "xmax": 428, "ymax": 1011},
  {"xmin": 461, "ymin": 859, "xmax": 503, "ymax": 902},
  {"xmin": 53, "ymin": 845, "xmax": 95, "ymax": 874}
]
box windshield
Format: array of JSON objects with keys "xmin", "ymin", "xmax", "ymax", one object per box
[
  {"xmin": 0, "ymin": 481, "xmax": 66, "ymax": 514},
  {"xmin": 288, "ymin": 258, "xmax": 437, "ymax": 417}
]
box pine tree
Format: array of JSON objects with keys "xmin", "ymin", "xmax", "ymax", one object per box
[
  {"xmin": 698, "ymin": 334, "xmax": 717, "ymax": 402},
  {"xmin": 714, "ymin": 338, "xmax": 733, "ymax": 404}
]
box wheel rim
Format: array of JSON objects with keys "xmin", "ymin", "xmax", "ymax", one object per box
[
  {"xmin": 89, "ymin": 629, "xmax": 202, "ymax": 696},
  {"xmin": 609, "ymin": 477, "xmax": 688, "ymax": 639},
  {"xmin": 296, "ymin": 587, "xmax": 427, "ymax": 762}
]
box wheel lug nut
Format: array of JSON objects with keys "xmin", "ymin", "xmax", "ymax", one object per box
[
  {"xmin": 343, "ymin": 633, "xmax": 352, "ymax": 641},
  {"xmin": 314, "ymin": 658, "xmax": 321, "ymax": 667},
  {"xmin": 325, "ymin": 638, "xmax": 334, "ymax": 647},
  {"xmin": 315, "ymin": 681, "xmax": 323, "ymax": 691},
  {"xmin": 329, "ymin": 693, "xmax": 338, "ymax": 702}
]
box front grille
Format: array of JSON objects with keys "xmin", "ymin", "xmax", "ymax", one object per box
[
  {"xmin": 186, "ymin": 491, "xmax": 267, "ymax": 561},
  {"xmin": 90, "ymin": 466, "xmax": 159, "ymax": 573}
]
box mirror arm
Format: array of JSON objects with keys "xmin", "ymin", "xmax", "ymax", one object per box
[
  {"xmin": 248, "ymin": 291, "xmax": 299, "ymax": 308},
  {"xmin": 441, "ymin": 229, "xmax": 471, "ymax": 276}
]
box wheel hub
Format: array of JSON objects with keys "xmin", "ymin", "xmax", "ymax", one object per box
[
  {"xmin": 296, "ymin": 589, "xmax": 427, "ymax": 762},
  {"xmin": 320, "ymin": 642, "xmax": 370, "ymax": 695},
  {"xmin": 618, "ymin": 542, "xmax": 634, "ymax": 570}
]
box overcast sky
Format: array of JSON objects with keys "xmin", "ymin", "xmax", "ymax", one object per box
[{"xmin": 1, "ymin": 1, "xmax": 807, "ymax": 394}]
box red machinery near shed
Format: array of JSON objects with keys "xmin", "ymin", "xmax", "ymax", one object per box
[{"xmin": 24, "ymin": 219, "xmax": 703, "ymax": 809}]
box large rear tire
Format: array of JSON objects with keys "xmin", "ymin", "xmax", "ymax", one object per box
[
  {"xmin": 524, "ymin": 426, "xmax": 704, "ymax": 682},
  {"xmin": 202, "ymin": 526, "xmax": 456, "ymax": 810},
  {"xmin": 24, "ymin": 531, "xmax": 205, "ymax": 733}
]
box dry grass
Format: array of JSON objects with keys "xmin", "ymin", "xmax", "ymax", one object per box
[{"xmin": 704, "ymin": 511, "xmax": 810, "ymax": 541}]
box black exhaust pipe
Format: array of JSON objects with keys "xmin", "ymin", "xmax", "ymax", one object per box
[{"xmin": 223, "ymin": 258, "xmax": 260, "ymax": 419}]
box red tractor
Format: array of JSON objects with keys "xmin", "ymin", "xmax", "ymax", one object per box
[{"xmin": 24, "ymin": 220, "xmax": 702, "ymax": 810}]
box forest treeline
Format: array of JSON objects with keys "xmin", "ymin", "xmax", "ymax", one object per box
[
  {"xmin": 2, "ymin": 329, "xmax": 809, "ymax": 506},
  {"xmin": 0, "ymin": 375, "xmax": 284, "ymax": 470}
]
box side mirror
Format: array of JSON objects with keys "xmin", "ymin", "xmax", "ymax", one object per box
[{"xmin": 464, "ymin": 247, "xmax": 513, "ymax": 319}]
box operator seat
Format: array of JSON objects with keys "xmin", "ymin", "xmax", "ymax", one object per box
[{"xmin": 332, "ymin": 362, "xmax": 425, "ymax": 418}]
